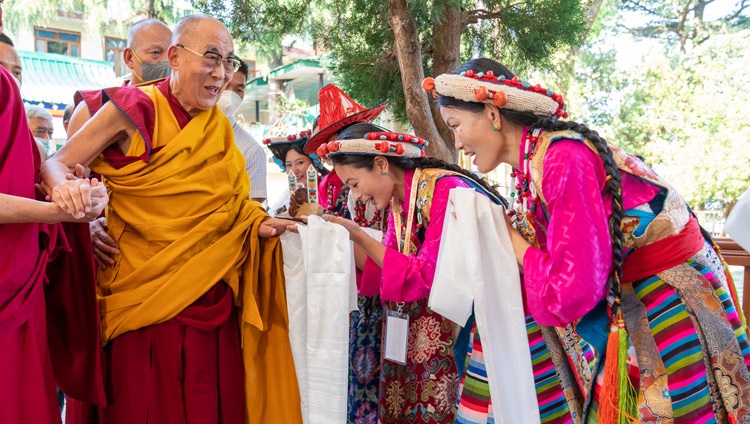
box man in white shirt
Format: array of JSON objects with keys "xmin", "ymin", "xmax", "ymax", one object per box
[{"xmin": 218, "ymin": 60, "xmax": 267, "ymax": 203}]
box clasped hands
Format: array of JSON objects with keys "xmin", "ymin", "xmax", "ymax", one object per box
[{"xmin": 45, "ymin": 164, "xmax": 109, "ymax": 221}]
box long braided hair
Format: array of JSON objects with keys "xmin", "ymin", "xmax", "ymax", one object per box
[
  {"xmin": 532, "ymin": 117, "xmax": 626, "ymax": 309},
  {"xmin": 330, "ymin": 123, "xmax": 509, "ymax": 208},
  {"xmin": 437, "ymin": 58, "xmax": 626, "ymax": 310}
]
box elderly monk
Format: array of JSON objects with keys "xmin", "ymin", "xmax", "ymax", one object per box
[
  {"xmin": 0, "ymin": 66, "xmax": 108, "ymax": 422},
  {"xmin": 69, "ymin": 19, "xmax": 172, "ymax": 270},
  {"xmin": 42, "ymin": 14, "xmax": 301, "ymax": 424}
]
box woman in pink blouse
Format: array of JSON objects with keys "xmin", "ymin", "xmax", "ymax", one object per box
[
  {"xmin": 320, "ymin": 123, "xmax": 505, "ymax": 423},
  {"xmin": 428, "ymin": 58, "xmax": 750, "ymax": 424}
]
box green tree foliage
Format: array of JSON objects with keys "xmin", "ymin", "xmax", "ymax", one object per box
[
  {"xmin": 191, "ymin": 0, "xmax": 312, "ymax": 65},
  {"xmin": 622, "ymin": 0, "xmax": 749, "ymax": 51},
  {"xmin": 562, "ymin": 0, "xmax": 750, "ymax": 211},
  {"xmin": 194, "ymin": 0, "xmax": 589, "ymax": 159},
  {"xmin": 610, "ymin": 30, "xmax": 750, "ymax": 209},
  {"xmin": 315, "ymin": 0, "xmax": 587, "ymax": 123},
  {"xmin": 3, "ymin": 0, "xmax": 184, "ymax": 38}
]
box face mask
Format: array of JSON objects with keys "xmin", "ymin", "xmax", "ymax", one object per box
[
  {"xmin": 34, "ymin": 136, "xmax": 50, "ymax": 151},
  {"xmin": 217, "ymin": 90, "xmax": 242, "ymax": 122},
  {"xmin": 132, "ymin": 50, "xmax": 171, "ymax": 82}
]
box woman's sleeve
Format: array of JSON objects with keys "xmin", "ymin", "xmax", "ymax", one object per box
[
  {"xmin": 373, "ymin": 176, "xmax": 472, "ymax": 303},
  {"xmin": 522, "ymin": 140, "xmax": 613, "ymax": 327}
]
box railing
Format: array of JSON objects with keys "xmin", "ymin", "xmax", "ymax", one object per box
[{"xmin": 716, "ymin": 237, "xmax": 750, "ymax": 320}]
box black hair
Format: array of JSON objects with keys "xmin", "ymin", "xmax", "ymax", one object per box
[
  {"xmin": 268, "ymin": 137, "xmax": 329, "ymax": 176},
  {"xmin": 237, "ymin": 59, "xmax": 249, "ymax": 80},
  {"xmin": 332, "ymin": 123, "xmax": 507, "ymax": 208},
  {"xmin": 0, "ymin": 33, "xmax": 15, "ymax": 47},
  {"xmin": 438, "ymin": 57, "xmax": 626, "ymax": 309}
]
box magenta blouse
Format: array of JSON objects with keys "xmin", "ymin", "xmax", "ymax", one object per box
[
  {"xmin": 361, "ymin": 169, "xmax": 472, "ymax": 303},
  {"xmin": 522, "ymin": 134, "xmax": 662, "ymax": 327}
]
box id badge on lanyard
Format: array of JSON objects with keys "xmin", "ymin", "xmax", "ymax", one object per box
[{"xmin": 384, "ymin": 303, "xmax": 409, "ymax": 365}]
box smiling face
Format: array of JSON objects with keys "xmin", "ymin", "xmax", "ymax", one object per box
[
  {"xmin": 285, "ymin": 149, "xmax": 314, "ymax": 184},
  {"xmin": 335, "ymin": 158, "xmax": 397, "ymax": 210},
  {"xmin": 168, "ymin": 18, "xmax": 234, "ymax": 116},
  {"xmin": 440, "ymin": 104, "xmax": 509, "ymax": 173}
]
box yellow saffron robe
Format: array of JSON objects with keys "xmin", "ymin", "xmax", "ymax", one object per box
[{"xmin": 89, "ymin": 84, "xmax": 302, "ymax": 423}]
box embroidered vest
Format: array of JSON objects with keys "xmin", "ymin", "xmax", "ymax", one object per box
[{"xmin": 529, "ymin": 130, "xmax": 691, "ymax": 249}]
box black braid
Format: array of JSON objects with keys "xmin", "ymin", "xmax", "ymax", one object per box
[
  {"xmin": 533, "ymin": 117, "xmax": 626, "ymax": 309},
  {"xmin": 410, "ymin": 157, "xmax": 509, "ymax": 208}
]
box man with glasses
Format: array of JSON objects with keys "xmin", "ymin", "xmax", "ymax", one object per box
[
  {"xmin": 68, "ymin": 19, "xmax": 172, "ymax": 271},
  {"xmin": 43, "ymin": 14, "xmax": 301, "ymax": 424}
]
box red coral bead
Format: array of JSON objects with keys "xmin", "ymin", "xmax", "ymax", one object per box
[
  {"xmin": 421, "ymin": 77, "xmax": 436, "ymax": 91},
  {"xmin": 474, "ymin": 85, "xmax": 488, "ymax": 102}
]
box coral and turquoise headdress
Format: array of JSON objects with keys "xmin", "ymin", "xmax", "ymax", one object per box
[
  {"xmin": 263, "ymin": 130, "xmax": 325, "ymax": 173},
  {"xmin": 422, "ymin": 70, "xmax": 568, "ymax": 118},
  {"xmin": 316, "ymin": 132, "xmax": 428, "ymax": 161}
]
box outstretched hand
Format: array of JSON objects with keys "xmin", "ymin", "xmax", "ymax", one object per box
[
  {"xmin": 323, "ymin": 214, "xmax": 363, "ymax": 242},
  {"xmin": 259, "ymin": 217, "xmax": 292, "ymax": 238}
]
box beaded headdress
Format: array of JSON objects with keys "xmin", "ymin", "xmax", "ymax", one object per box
[
  {"xmin": 422, "ymin": 70, "xmax": 568, "ymax": 118},
  {"xmin": 316, "ymin": 132, "xmax": 428, "ymax": 161},
  {"xmin": 304, "ymin": 84, "xmax": 387, "ymax": 154},
  {"xmin": 263, "ymin": 130, "xmax": 324, "ymax": 172}
]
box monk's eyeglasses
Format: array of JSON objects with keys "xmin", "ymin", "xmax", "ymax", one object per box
[{"xmin": 175, "ymin": 44, "xmax": 241, "ymax": 73}]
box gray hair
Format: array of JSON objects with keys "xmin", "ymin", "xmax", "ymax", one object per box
[
  {"xmin": 25, "ymin": 105, "xmax": 53, "ymax": 123},
  {"xmin": 127, "ymin": 18, "xmax": 170, "ymax": 48}
]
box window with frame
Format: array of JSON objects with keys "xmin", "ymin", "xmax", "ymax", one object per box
[
  {"xmin": 35, "ymin": 28, "xmax": 81, "ymax": 57},
  {"xmin": 105, "ymin": 37, "xmax": 127, "ymax": 76}
]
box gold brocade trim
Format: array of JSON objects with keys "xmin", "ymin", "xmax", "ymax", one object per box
[{"xmin": 529, "ymin": 130, "xmax": 691, "ymax": 249}]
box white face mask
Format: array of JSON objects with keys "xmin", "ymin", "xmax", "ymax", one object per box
[{"xmin": 217, "ymin": 90, "xmax": 242, "ymax": 122}]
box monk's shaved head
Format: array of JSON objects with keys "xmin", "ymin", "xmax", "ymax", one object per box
[
  {"xmin": 127, "ymin": 19, "xmax": 171, "ymax": 49},
  {"xmin": 172, "ymin": 14, "xmax": 227, "ymax": 46},
  {"xmin": 168, "ymin": 14, "xmax": 235, "ymax": 115}
]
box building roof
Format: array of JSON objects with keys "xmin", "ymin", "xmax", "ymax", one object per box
[
  {"xmin": 19, "ymin": 50, "xmax": 119, "ymax": 109},
  {"xmin": 241, "ymin": 58, "xmax": 330, "ymax": 123}
]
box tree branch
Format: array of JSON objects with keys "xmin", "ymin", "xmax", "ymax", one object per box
[
  {"xmin": 623, "ymin": 0, "xmax": 666, "ymax": 18},
  {"xmin": 462, "ymin": 2, "xmax": 525, "ymax": 28},
  {"xmin": 726, "ymin": 0, "xmax": 749, "ymax": 21}
]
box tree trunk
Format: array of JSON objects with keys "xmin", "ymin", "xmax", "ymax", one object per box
[
  {"xmin": 268, "ymin": 46, "xmax": 285, "ymax": 130},
  {"xmin": 429, "ymin": 2, "xmax": 463, "ymax": 162},
  {"xmin": 387, "ymin": 0, "xmax": 453, "ymax": 161},
  {"xmin": 147, "ymin": 0, "xmax": 157, "ymax": 19},
  {"xmin": 557, "ymin": 0, "xmax": 605, "ymax": 96}
]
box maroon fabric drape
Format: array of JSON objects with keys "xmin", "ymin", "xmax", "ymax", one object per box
[{"xmin": 65, "ymin": 79, "xmax": 245, "ymax": 423}]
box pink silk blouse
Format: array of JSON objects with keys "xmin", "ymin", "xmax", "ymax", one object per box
[
  {"xmin": 522, "ymin": 136, "xmax": 661, "ymax": 327},
  {"xmin": 360, "ymin": 169, "xmax": 472, "ymax": 302}
]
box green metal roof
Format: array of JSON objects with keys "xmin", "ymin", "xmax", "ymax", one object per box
[
  {"xmin": 268, "ymin": 58, "xmax": 322, "ymax": 80},
  {"xmin": 240, "ymin": 58, "xmax": 330, "ymax": 123},
  {"xmin": 19, "ymin": 50, "xmax": 119, "ymax": 108}
]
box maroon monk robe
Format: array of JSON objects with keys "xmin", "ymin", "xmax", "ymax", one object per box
[
  {"xmin": 66, "ymin": 78, "xmax": 245, "ymax": 424},
  {"xmin": 0, "ymin": 64, "xmax": 64, "ymax": 423}
]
